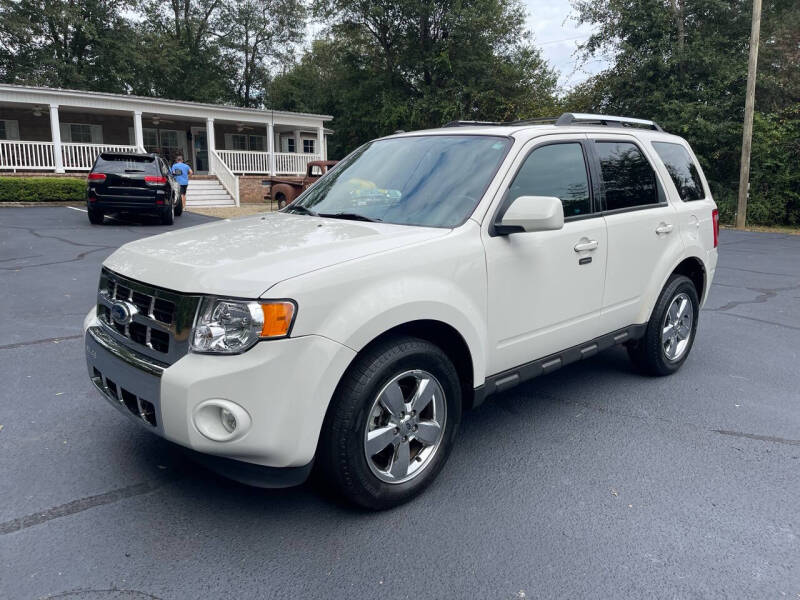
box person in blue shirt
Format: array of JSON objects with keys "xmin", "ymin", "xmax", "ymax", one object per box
[{"xmin": 170, "ymin": 154, "xmax": 193, "ymax": 209}]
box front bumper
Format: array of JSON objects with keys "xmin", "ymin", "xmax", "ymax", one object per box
[{"xmin": 84, "ymin": 310, "xmax": 356, "ymax": 479}]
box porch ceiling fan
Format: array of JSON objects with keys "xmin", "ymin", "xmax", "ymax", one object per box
[
  {"xmin": 236, "ymin": 122, "xmax": 255, "ymax": 132},
  {"xmin": 32, "ymin": 105, "xmax": 44, "ymax": 117},
  {"xmin": 150, "ymin": 115, "xmax": 175, "ymax": 126}
]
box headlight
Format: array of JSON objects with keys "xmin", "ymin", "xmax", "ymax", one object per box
[{"xmin": 191, "ymin": 298, "xmax": 296, "ymax": 354}]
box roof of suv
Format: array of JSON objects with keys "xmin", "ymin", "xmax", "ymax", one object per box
[{"xmin": 387, "ymin": 113, "xmax": 685, "ymax": 143}]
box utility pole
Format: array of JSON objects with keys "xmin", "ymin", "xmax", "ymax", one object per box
[{"xmin": 736, "ymin": 0, "xmax": 763, "ymax": 229}]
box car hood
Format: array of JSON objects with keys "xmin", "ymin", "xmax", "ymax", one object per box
[{"xmin": 103, "ymin": 212, "xmax": 450, "ymax": 298}]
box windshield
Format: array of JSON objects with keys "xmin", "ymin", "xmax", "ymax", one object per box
[{"xmin": 286, "ymin": 135, "xmax": 511, "ymax": 228}]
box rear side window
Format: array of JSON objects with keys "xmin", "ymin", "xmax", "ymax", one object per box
[
  {"xmin": 94, "ymin": 154, "xmax": 158, "ymax": 175},
  {"xmin": 652, "ymin": 142, "xmax": 705, "ymax": 201},
  {"xmin": 595, "ymin": 141, "xmax": 658, "ymax": 211},
  {"xmin": 508, "ymin": 143, "xmax": 591, "ymax": 218}
]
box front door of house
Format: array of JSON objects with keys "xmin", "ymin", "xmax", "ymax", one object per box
[{"xmin": 191, "ymin": 127, "xmax": 208, "ymax": 173}]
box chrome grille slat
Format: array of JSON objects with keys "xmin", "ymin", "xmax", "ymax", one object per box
[{"xmin": 96, "ymin": 268, "xmax": 200, "ymax": 365}]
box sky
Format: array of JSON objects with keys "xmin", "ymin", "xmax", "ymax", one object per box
[{"xmin": 522, "ymin": 0, "xmax": 610, "ymax": 89}]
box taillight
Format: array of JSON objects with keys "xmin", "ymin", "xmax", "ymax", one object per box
[
  {"xmin": 144, "ymin": 176, "xmax": 167, "ymax": 185},
  {"xmin": 87, "ymin": 173, "xmax": 106, "ymax": 182},
  {"xmin": 712, "ymin": 208, "xmax": 719, "ymax": 248}
]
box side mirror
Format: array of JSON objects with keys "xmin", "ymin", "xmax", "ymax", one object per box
[{"xmin": 494, "ymin": 195, "xmax": 564, "ymax": 235}]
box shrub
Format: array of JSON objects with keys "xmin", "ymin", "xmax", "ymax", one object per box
[{"xmin": 0, "ymin": 177, "xmax": 85, "ymax": 202}]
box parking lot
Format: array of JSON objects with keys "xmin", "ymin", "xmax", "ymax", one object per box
[{"xmin": 1, "ymin": 206, "xmax": 798, "ymax": 599}]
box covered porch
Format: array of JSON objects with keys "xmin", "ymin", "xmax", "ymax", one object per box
[{"xmin": 0, "ymin": 84, "xmax": 332, "ymax": 205}]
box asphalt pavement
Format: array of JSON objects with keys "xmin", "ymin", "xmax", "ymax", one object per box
[{"xmin": 0, "ymin": 206, "xmax": 798, "ymax": 599}]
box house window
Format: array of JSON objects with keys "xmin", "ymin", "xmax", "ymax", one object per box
[
  {"xmin": 286, "ymin": 138, "xmax": 296, "ymax": 153},
  {"xmin": 230, "ymin": 134, "xmax": 248, "ymax": 150},
  {"xmin": 249, "ymin": 135, "xmax": 265, "ymax": 152},
  {"xmin": 143, "ymin": 128, "xmax": 159, "ymax": 151},
  {"xmin": 303, "ymin": 139, "xmax": 315, "ymax": 154},
  {"xmin": 69, "ymin": 124, "xmax": 93, "ymax": 144},
  {"xmin": 0, "ymin": 119, "xmax": 18, "ymax": 140}
]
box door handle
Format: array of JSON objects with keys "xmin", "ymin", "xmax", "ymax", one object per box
[
  {"xmin": 655, "ymin": 223, "xmax": 674, "ymax": 235},
  {"xmin": 573, "ymin": 240, "xmax": 599, "ymax": 252}
]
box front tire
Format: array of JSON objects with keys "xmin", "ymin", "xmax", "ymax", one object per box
[
  {"xmin": 628, "ymin": 274, "xmax": 699, "ymax": 376},
  {"xmin": 317, "ymin": 335, "xmax": 462, "ymax": 510}
]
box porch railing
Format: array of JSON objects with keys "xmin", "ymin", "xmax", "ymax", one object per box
[
  {"xmin": 217, "ymin": 150, "xmax": 270, "ymax": 174},
  {"xmin": 209, "ymin": 148, "xmax": 240, "ymax": 206},
  {"xmin": 0, "ymin": 141, "xmax": 56, "ymax": 171},
  {"xmin": 274, "ymin": 152, "xmax": 321, "ymax": 175},
  {"xmin": 62, "ymin": 143, "xmax": 138, "ymax": 171}
]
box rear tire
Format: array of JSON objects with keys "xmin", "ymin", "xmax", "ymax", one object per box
[
  {"xmin": 316, "ymin": 335, "xmax": 461, "ymax": 510},
  {"xmin": 628, "ymin": 274, "xmax": 699, "ymax": 376},
  {"xmin": 174, "ymin": 192, "xmax": 183, "ymax": 216},
  {"xmin": 87, "ymin": 208, "xmax": 104, "ymax": 225},
  {"xmin": 160, "ymin": 203, "xmax": 175, "ymax": 225}
]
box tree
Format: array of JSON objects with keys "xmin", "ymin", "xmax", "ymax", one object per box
[
  {"xmin": 217, "ymin": 0, "xmax": 307, "ymax": 107},
  {"xmin": 0, "ymin": 0, "xmax": 140, "ymax": 92},
  {"xmin": 270, "ymin": 0, "xmax": 558, "ymax": 157},
  {"xmin": 568, "ymin": 0, "xmax": 800, "ymax": 225}
]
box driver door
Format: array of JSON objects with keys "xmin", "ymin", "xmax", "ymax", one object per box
[{"xmin": 483, "ymin": 135, "xmax": 608, "ymax": 375}]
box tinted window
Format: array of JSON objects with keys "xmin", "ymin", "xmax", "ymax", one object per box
[
  {"xmin": 290, "ymin": 135, "xmax": 510, "ymax": 228},
  {"xmin": 595, "ymin": 141, "xmax": 658, "ymax": 211},
  {"xmin": 93, "ymin": 154, "xmax": 158, "ymax": 174},
  {"xmin": 652, "ymin": 142, "xmax": 705, "ymax": 201},
  {"xmin": 509, "ymin": 143, "xmax": 591, "ymax": 218}
]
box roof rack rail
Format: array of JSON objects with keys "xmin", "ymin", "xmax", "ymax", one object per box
[
  {"xmin": 442, "ymin": 120, "xmax": 504, "ymax": 127},
  {"xmin": 555, "ymin": 112, "xmax": 664, "ymax": 132}
]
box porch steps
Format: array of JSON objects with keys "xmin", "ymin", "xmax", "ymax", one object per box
[{"xmin": 185, "ymin": 177, "xmax": 235, "ymax": 207}]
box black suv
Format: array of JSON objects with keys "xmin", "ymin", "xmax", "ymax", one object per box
[{"xmin": 87, "ymin": 153, "xmax": 182, "ymax": 225}]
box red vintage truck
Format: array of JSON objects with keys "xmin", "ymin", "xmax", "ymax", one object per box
[{"xmin": 271, "ymin": 160, "xmax": 338, "ymax": 208}]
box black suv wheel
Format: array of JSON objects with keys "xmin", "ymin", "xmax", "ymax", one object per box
[
  {"xmin": 87, "ymin": 208, "xmax": 104, "ymax": 225},
  {"xmin": 316, "ymin": 335, "xmax": 462, "ymax": 509}
]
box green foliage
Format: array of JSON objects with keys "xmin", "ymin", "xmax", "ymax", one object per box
[
  {"xmin": 0, "ymin": 177, "xmax": 85, "ymax": 203},
  {"xmin": 269, "ymin": 0, "xmax": 558, "ymax": 158},
  {"xmin": 568, "ymin": 0, "xmax": 800, "ymax": 226}
]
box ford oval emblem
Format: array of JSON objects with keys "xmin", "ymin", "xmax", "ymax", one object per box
[{"xmin": 110, "ymin": 301, "xmax": 137, "ymax": 325}]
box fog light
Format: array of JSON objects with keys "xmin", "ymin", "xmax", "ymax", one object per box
[
  {"xmin": 192, "ymin": 399, "xmax": 251, "ymax": 442},
  {"xmin": 220, "ymin": 407, "xmax": 237, "ymax": 433}
]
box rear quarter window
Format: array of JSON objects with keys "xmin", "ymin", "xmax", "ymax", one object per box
[{"xmin": 652, "ymin": 142, "xmax": 705, "ymax": 201}]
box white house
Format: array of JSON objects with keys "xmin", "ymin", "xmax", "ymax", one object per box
[{"xmin": 0, "ymin": 84, "xmax": 333, "ymax": 205}]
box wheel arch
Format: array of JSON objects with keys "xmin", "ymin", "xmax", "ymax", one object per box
[
  {"xmin": 352, "ymin": 320, "xmax": 477, "ymax": 413},
  {"xmin": 670, "ymin": 256, "xmax": 707, "ymax": 303}
]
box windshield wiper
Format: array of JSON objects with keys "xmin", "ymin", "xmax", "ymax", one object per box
[
  {"xmin": 317, "ymin": 212, "xmax": 381, "ymax": 222},
  {"xmin": 286, "ymin": 205, "xmax": 318, "ymax": 216}
]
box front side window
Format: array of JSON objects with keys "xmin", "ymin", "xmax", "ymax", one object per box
[
  {"xmin": 289, "ymin": 135, "xmax": 510, "ymax": 228},
  {"xmin": 595, "ymin": 141, "xmax": 659, "ymax": 211},
  {"xmin": 652, "ymin": 142, "xmax": 705, "ymax": 201},
  {"xmin": 143, "ymin": 128, "xmax": 158, "ymax": 150},
  {"xmin": 303, "ymin": 139, "xmax": 315, "ymax": 154},
  {"xmin": 508, "ymin": 143, "xmax": 591, "ymax": 218},
  {"xmin": 286, "ymin": 138, "xmax": 296, "ymax": 153},
  {"xmin": 231, "ymin": 134, "xmax": 248, "ymax": 150}
]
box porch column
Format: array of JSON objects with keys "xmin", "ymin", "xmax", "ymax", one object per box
[
  {"xmin": 206, "ymin": 118, "xmax": 216, "ymax": 152},
  {"xmin": 206, "ymin": 117, "xmax": 215, "ymax": 175},
  {"xmin": 49, "ymin": 104, "xmax": 64, "ymax": 173},
  {"xmin": 293, "ymin": 128, "xmax": 301, "ymax": 153},
  {"xmin": 317, "ymin": 126, "xmax": 325, "ymax": 160},
  {"xmin": 133, "ymin": 110, "xmax": 144, "ymax": 151},
  {"xmin": 267, "ymin": 121, "xmax": 275, "ymax": 175}
]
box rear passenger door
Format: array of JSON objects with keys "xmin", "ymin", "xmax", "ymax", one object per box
[{"xmin": 588, "ymin": 136, "xmax": 683, "ymax": 329}]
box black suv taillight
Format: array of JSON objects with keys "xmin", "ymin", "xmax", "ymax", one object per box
[
  {"xmin": 144, "ymin": 176, "xmax": 167, "ymax": 185},
  {"xmin": 88, "ymin": 173, "xmax": 106, "ymax": 182}
]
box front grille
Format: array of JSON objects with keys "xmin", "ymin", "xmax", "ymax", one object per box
[
  {"xmin": 92, "ymin": 367, "xmax": 158, "ymax": 426},
  {"xmin": 96, "ymin": 268, "xmax": 200, "ymax": 365}
]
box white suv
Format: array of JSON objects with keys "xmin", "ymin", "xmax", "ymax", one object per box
[{"xmin": 84, "ymin": 113, "xmax": 719, "ymax": 509}]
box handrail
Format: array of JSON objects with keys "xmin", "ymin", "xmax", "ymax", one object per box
[
  {"xmin": 209, "ymin": 148, "xmax": 240, "ymax": 206},
  {"xmin": 0, "ymin": 140, "xmax": 55, "ymax": 170}
]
